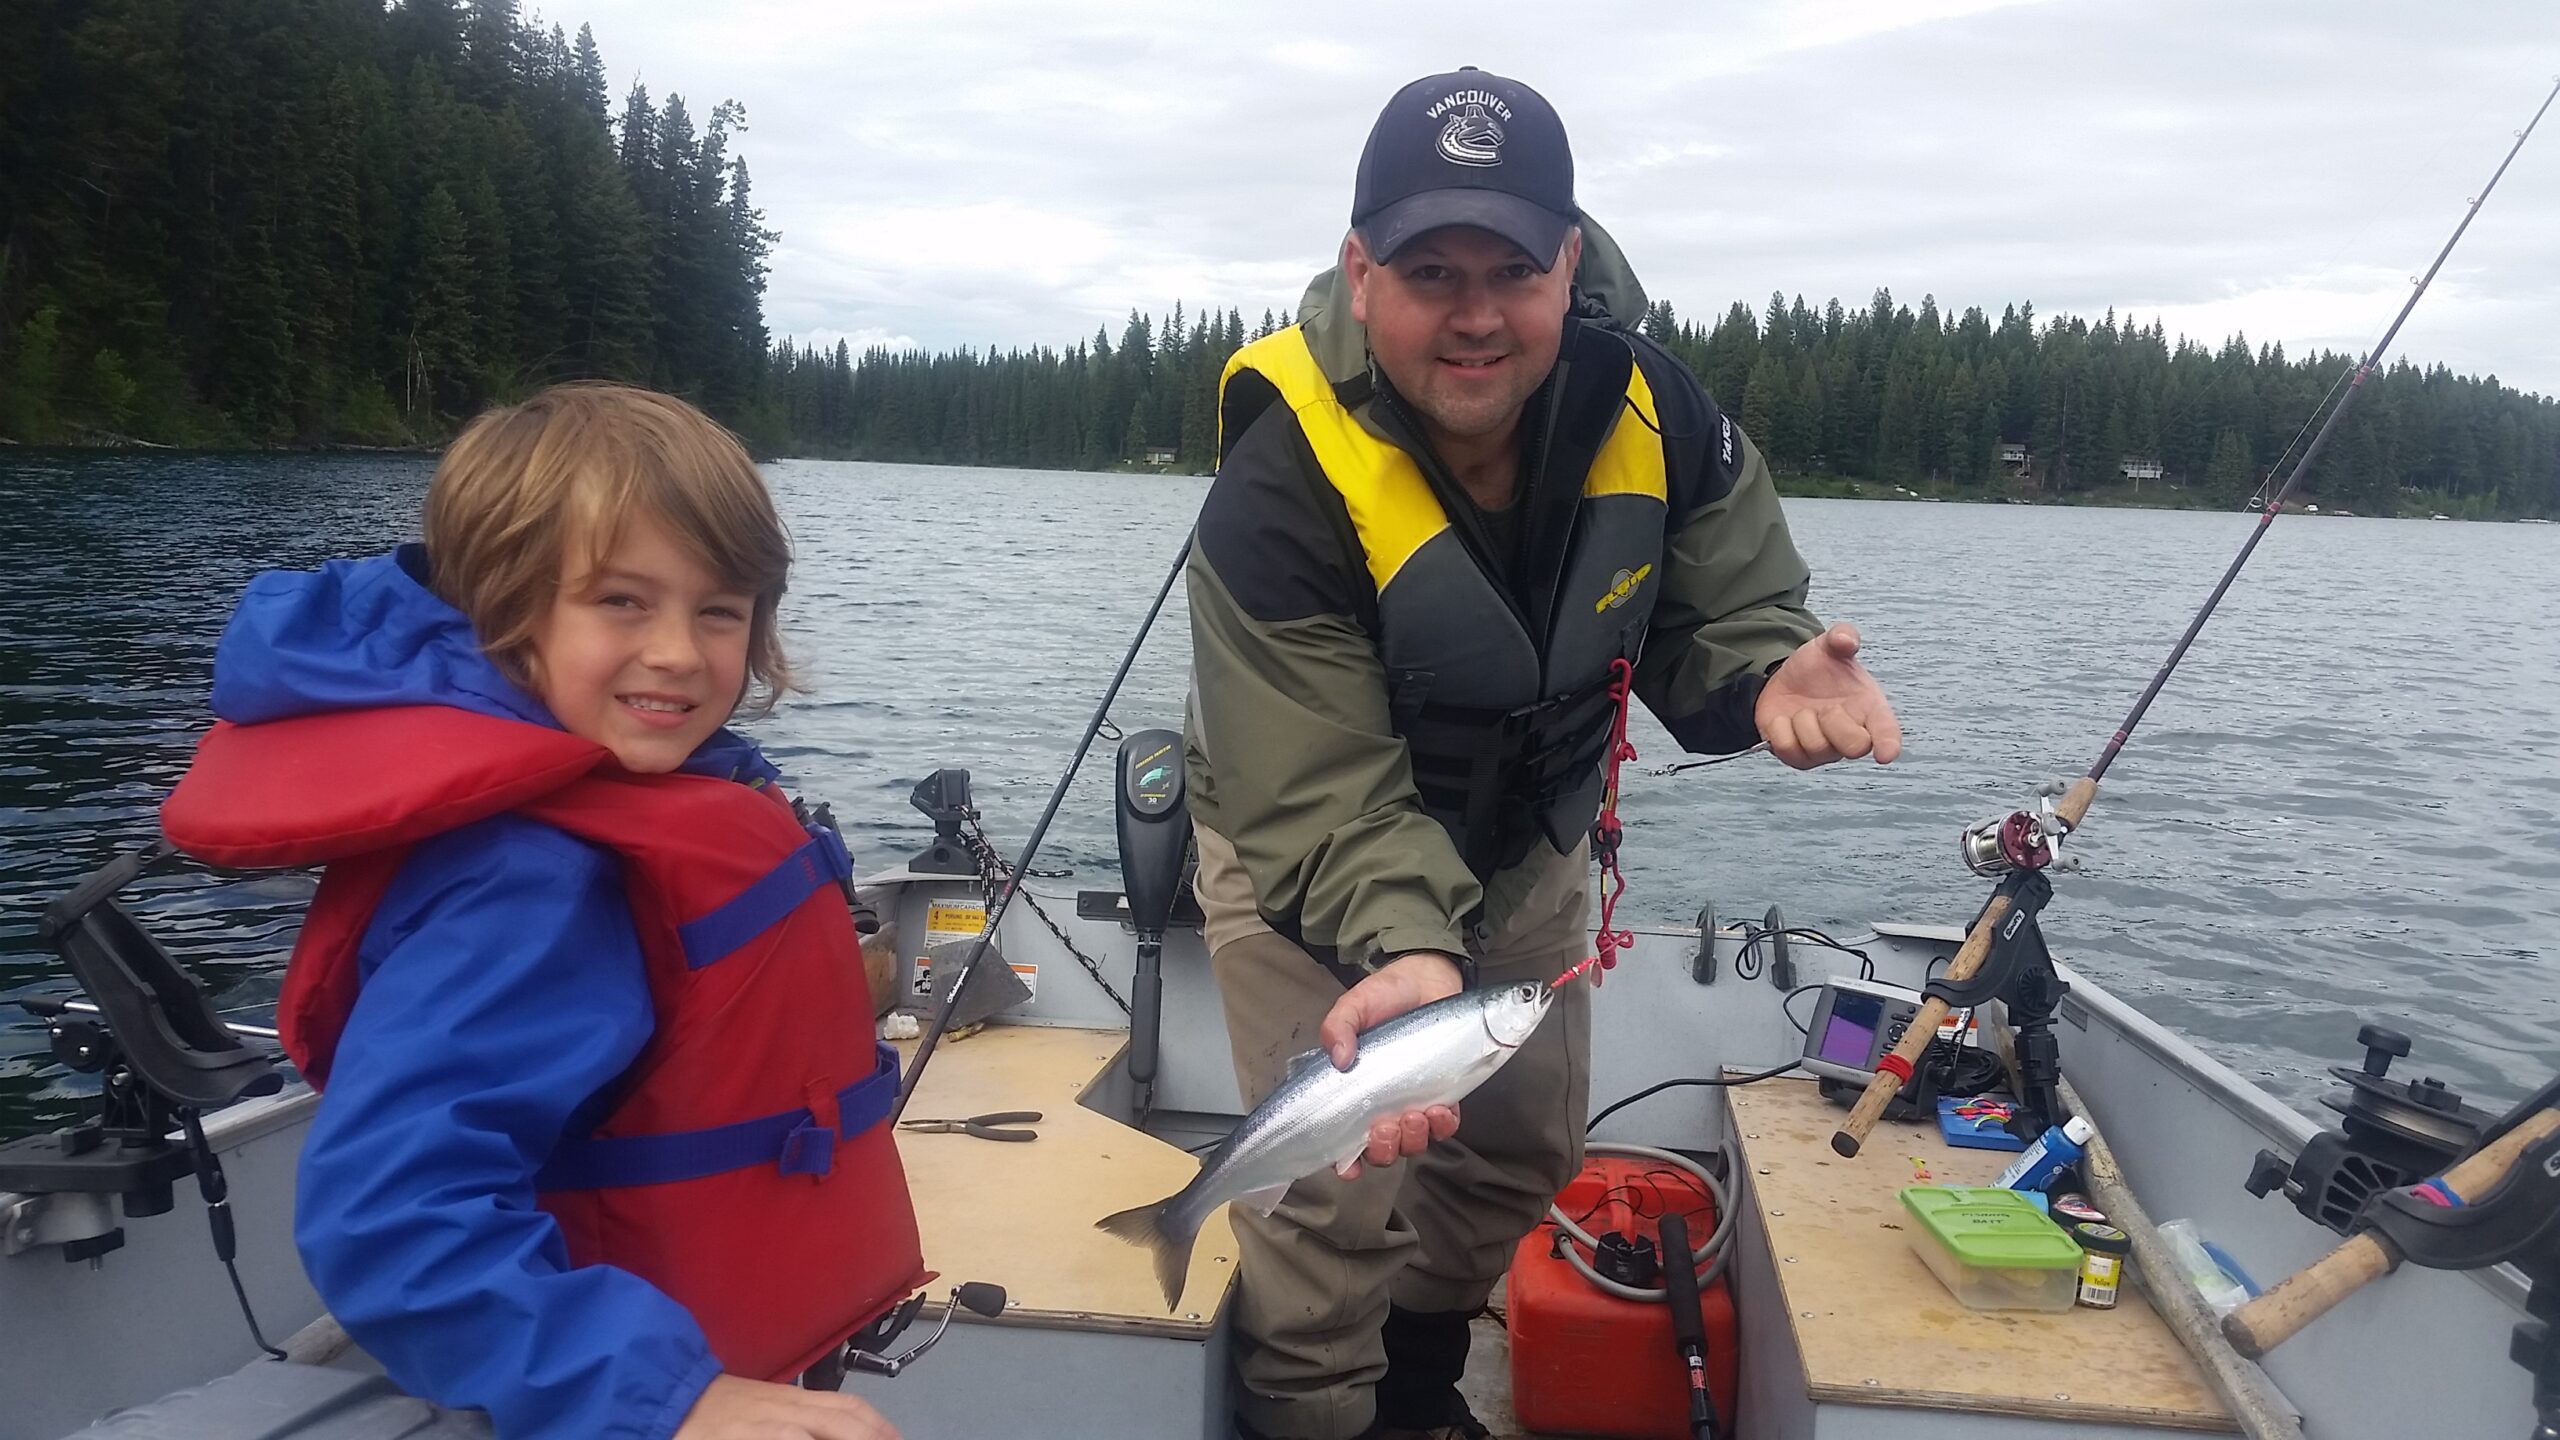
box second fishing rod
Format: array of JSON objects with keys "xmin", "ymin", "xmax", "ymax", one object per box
[
  {"xmin": 1829, "ymin": 74, "xmax": 2560, "ymax": 1159},
  {"xmin": 892, "ymin": 533, "xmax": 1194, "ymax": 1119}
]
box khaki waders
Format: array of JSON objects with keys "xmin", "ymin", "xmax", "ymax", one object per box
[{"xmin": 1191, "ymin": 825, "xmax": 1593, "ymax": 1440}]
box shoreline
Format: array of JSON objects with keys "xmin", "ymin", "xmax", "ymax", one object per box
[{"xmin": 4, "ymin": 443, "xmax": 2547, "ymax": 521}]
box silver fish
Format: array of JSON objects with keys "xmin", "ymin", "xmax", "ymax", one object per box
[{"xmin": 1097, "ymin": 979, "xmax": 1555, "ymax": 1310}]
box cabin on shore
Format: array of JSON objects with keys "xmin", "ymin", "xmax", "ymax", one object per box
[{"xmin": 1141, "ymin": 446, "xmax": 1178, "ymax": 467}]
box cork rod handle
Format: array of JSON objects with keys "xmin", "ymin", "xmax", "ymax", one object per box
[
  {"xmin": 2221, "ymin": 1108, "xmax": 2560, "ymax": 1357},
  {"xmin": 1828, "ymin": 892, "xmax": 2010, "ymax": 1157}
]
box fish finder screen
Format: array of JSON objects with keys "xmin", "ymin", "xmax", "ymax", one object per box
[{"xmin": 1816, "ymin": 991, "xmax": 1885, "ymax": 1069}]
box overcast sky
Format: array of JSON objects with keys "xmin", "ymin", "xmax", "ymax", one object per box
[{"xmin": 569, "ymin": 0, "xmax": 2560, "ymax": 393}]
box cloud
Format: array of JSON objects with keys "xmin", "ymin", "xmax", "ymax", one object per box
[{"xmin": 571, "ymin": 0, "xmax": 2560, "ymax": 392}]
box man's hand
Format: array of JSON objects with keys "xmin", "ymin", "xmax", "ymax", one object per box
[
  {"xmin": 1318, "ymin": 951, "xmax": 1465, "ymax": 1179},
  {"xmin": 1755, "ymin": 623, "xmax": 1903, "ymax": 769},
  {"xmin": 673, "ymin": 1375, "xmax": 902, "ymax": 1440}
]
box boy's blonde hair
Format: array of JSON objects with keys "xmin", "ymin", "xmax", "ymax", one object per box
[{"xmin": 422, "ymin": 382, "xmax": 796, "ymax": 714}]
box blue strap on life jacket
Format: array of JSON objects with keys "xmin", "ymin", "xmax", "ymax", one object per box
[
  {"xmin": 676, "ymin": 827, "xmax": 855, "ymax": 970},
  {"xmin": 534, "ymin": 1042, "xmax": 901, "ymax": 1190}
]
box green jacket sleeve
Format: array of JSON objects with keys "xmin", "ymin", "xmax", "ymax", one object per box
[
  {"xmin": 1632, "ymin": 408, "xmax": 1826, "ymax": 752},
  {"xmin": 1182, "ymin": 426, "xmax": 1481, "ymax": 968}
]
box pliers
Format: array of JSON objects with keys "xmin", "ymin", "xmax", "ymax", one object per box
[{"xmin": 896, "ymin": 1109, "xmax": 1041, "ymax": 1142}]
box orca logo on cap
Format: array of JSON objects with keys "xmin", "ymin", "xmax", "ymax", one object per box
[{"xmin": 1436, "ymin": 102, "xmax": 1505, "ymax": 167}]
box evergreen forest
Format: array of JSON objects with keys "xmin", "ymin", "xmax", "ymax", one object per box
[{"xmin": 5, "ymin": 2, "xmax": 2554, "ymax": 518}]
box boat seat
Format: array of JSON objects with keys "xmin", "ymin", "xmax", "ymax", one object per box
[
  {"xmin": 891, "ymin": 1024, "xmax": 1236, "ymax": 1337},
  {"xmin": 1728, "ymin": 1077, "xmax": 2239, "ymax": 1434}
]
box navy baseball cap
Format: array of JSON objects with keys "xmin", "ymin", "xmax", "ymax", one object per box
[{"xmin": 1352, "ymin": 67, "xmax": 1578, "ymax": 271}]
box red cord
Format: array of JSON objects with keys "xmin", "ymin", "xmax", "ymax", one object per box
[{"xmin": 1554, "ymin": 659, "xmax": 1638, "ymax": 990}]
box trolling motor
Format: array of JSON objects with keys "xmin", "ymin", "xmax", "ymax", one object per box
[
  {"xmin": 0, "ymin": 842, "xmax": 289, "ymax": 1356},
  {"xmin": 1113, "ymin": 728, "xmax": 1193, "ymax": 1116}
]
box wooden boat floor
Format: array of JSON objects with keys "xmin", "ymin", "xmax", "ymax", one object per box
[
  {"xmin": 1730, "ymin": 1078, "xmax": 2237, "ymax": 1433},
  {"xmin": 892, "ymin": 1024, "xmax": 1237, "ymax": 1339}
]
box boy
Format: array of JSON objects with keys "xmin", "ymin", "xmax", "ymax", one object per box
[{"xmin": 162, "ymin": 384, "xmax": 921, "ymax": 1440}]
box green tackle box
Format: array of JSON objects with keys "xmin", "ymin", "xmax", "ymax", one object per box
[{"xmin": 1898, "ymin": 1185, "xmax": 2083, "ymax": 1312}]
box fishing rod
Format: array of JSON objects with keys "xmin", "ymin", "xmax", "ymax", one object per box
[
  {"xmin": 892, "ymin": 532, "xmax": 1195, "ymax": 1119},
  {"xmin": 1831, "ymin": 73, "xmax": 2560, "ymax": 1160}
]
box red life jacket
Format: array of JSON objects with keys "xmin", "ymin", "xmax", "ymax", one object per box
[{"xmin": 160, "ymin": 704, "xmax": 930, "ymax": 1383}]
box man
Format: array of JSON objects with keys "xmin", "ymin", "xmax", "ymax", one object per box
[{"xmin": 1183, "ymin": 67, "xmax": 1900, "ymax": 1440}]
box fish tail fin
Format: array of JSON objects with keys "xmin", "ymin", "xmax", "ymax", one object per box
[{"xmin": 1095, "ymin": 1197, "xmax": 1198, "ymax": 1311}]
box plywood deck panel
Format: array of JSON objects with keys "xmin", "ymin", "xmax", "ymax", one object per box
[
  {"xmin": 1728, "ymin": 1078, "xmax": 2236, "ymax": 1432},
  {"xmin": 893, "ymin": 1025, "xmax": 1236, "ymax": 1339}
]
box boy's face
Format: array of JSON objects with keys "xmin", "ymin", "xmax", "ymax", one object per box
[{"xmin": 528, "ymin": 512, "xmax": 752, "ymax": 774}]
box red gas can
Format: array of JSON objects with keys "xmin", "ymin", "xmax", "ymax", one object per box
[{"xmin": 1505, "ymin": 1155, "xmax": 1741, "ymax": 1439}]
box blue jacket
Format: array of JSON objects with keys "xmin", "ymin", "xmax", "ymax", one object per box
[{"xmin": 215, "ymin": 546, "xmax": 777, "ymax": 1439}]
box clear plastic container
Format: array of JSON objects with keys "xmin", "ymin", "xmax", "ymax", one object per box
[
  {"xmin": 1899, "ymin": 1185, "xmax": 2083, "ymax": 1312},
  {"xmin": 2157, "ymin": 1218, "xmax": 2252, "ymax": 1315}
]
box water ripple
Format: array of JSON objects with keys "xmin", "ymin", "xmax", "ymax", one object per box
[{"xmin": 1, "ymin": 456, "xmax": 2554, "ymax": 1134}]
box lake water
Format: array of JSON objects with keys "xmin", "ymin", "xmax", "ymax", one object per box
[{"xmin": 2, "ymin": 453, "xmax": 2555, "ymax": 1136}]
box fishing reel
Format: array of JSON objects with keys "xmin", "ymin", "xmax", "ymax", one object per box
[
  {"xmin": 802, "ymin": 1282, "xmax": 1009, "ymax": 1390},
  {"xmin": 1957, "ymin": 782, "xmax": 2076, "ymax": 877},
  {"xmin": 2244, "ymin": 1020, "xmax": 2494, "ymax": 1234}
]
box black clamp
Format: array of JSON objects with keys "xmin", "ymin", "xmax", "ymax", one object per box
[
  {"xmin": 1922, "ymin": 869, "xmax": 2057, "ymax": 1012},
  {"xmin": 1920, "ymin": 868, "xmax": 2068, "ymax": 1141},
  {"xmin": 2356, "ymin": 1072, "xmax": 2560, "ymax": 1440},
  {"xmin": 2362, "ymin": 1128, "xmax": 2560, "ymax": 1273},
  {"xmin": 905, "ymin": 769, "xmax": 980, "ymax": 876}
]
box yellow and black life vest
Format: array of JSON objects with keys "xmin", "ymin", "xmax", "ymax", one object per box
[{"xmin": 1218, "ymin": 325, "xmax": 1672, "ymax": 877}]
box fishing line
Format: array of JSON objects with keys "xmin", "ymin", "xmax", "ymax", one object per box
[
  {"xmin": 1652, "ymin": 741, "xmax": 1767, "ymax": 776},
  {"xmin": 2246, "ymin": 360, "xmax": 2354, "ymax": 511},
  {"xmin": 2091, "ymin": 73, "xmax": 2559, "ymax": 787},
  {"xmin": 892, "ymin": 532, "xmax": 1194, "ymax": 1119},
  {"xmin": 1832, "ymin": 73, "xmax": 2560, "ymax": 1159}
]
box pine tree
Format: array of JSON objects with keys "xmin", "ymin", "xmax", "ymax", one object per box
[
  {"xmin": 2, "ymin": 306, "xmax": 63, "ymax": 441},
  {"xmin": 2206, "ymin": 427, "xmax": 2254, "ymax": 505},
  {"xmin": 408, "ymin": 183, "xmax": 481, "ymax": 414},
  {"xmin": 1740, "ymin": 356, "xmax": 1783, "ymax": 464},
  {"xmin": 570, "ymin": 24, "xmax": 609, "ymax": 127}
]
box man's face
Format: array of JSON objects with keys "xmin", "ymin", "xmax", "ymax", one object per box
[{"xmin": 1346, "ymin": 224, "xmax": 1581, "ymax": 451}]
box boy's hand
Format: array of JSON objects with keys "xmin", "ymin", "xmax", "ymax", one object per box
[{"xmin": 673, "ymin": 1375, "xmax": 902, "ymax": 1440}]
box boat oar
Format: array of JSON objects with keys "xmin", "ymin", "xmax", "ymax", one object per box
[
  {"xmin": 2221, "ymin": 1108, "xmax": 2560, "ymax": 1359},
  {"xmin": 2055, "ymin": 1077, "xmax": 2304, "ymax": 1440},
  {"xmin": 1832, "ymin": 72, "xmax": 2560, "ymax": 1162}
]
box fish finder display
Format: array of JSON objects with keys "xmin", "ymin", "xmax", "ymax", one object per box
[
  {"xmin": 1816, "ymin": 991, "xmax": 1885, "ymax": 1069},
  {"xmin": 1798, "ymin": 977, "xmax": 1927, "ymax": 1084}
]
